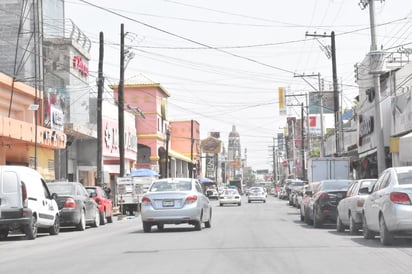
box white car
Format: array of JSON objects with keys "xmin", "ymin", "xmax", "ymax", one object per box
[
  {"xmin": 247, "ymin": 187, "xmax": 267, "ymax": 203},
  {"xmin": 0, "ymin": 166, "xmax": 60, "ymax": 240},
  {"xmin": 219, "ymin": 188, "xmax": 242, "ymax": 206},
  {"xmin": 140, "ymin": 178, "xmax": 212, "ymax": 232},
  {"xmin": 362, "ymin": 167, "xmax": 412, "ymax": 245}
]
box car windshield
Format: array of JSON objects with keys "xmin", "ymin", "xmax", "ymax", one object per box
[
  {"xmin": 86, "ymin": 188, "xmax": 97, "ymax": 195},
  {"xmin": 223, "ymin": 189, "xmax": 238, "ymax": 195},
  {"xmin": 47, "ymin": 184, "xmax": 75, "ymax": 195},
  {"xmin": 320, "ymin": 180, "xmax": 353, "ymax": 191},
  {"xmin": 396, "ymin": 170, "xmax": 412, "ymax": 185},
  {"xmin": 150, "ymin": 181, "xmax": 192, "ymax": 192}
]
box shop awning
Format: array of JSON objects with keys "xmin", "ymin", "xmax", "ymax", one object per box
[{"xmin": 399, "ymin": 133, "xmax": 412, "ymax": 162}]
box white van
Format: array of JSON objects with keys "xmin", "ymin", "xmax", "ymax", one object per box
[{"xmin": 0, "ymin": 166, "xmax": 60, "ymax": 240}]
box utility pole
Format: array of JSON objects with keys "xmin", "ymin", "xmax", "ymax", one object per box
[
  {"xmin": 118, "ymin": 24, "xmax": 125, "ymax": 177},
  {"xmin": 305, "ymin": 31, "xmax": 341, "ymax": 155},
  {"xmin": 96, "ymin": 32, "xmax": 104, "ymax": 186},
  {"xmin": 301, "ymin": 102, "xmax": 306, "ymax": 180},
  {"xmin": 190, "ymin": 119, "xmax": 194, "ymax": 178},
  {"xmin": 360, "ymin": 0, "xmax": 386, "ymax": 174}
]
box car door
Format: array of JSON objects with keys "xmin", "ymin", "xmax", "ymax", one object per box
[
  {"xmin": 37, "ymin": 178, "xmax": 58, "ymax": 226},
  {"xmin": 367, "ymin": 171, "xmax": 391, "ymax": 231},
  {"xmin": 339, "ymin": 181, "xmax": 358, "ymax": 224},
  {"xmin": 195, "ymin": 182, "xmax": 210, "ymax": 222},
  {"xmin": 77, "ymin": 184, "xmax": 95, "ymax": 220}
]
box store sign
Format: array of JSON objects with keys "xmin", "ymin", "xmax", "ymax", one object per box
[
  {"xmin": 359, "ymin": 115, "xmax": 374, "ymax": 146},
  {"xmin": 72, "ymin": 56, "xmax": 89, "ymax": 77},
  {"xmin": 104, "ymin": 124, "xmax": 137, "ymax": 153}
]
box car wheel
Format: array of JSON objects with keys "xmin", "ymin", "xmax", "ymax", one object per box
[
  {"xmin": 219, "ymin": 203, "xmax": 223, "ymax": 207},
  {"xmin": 0, "ymin": 230, "xmax": 9, "ymax": 240},
  {"xmin": 76, "ymin": 210, "xmax": 86, "ymax": 231},
  {"xmin": 362, "ymin": 214, "xmax": 375, "ymax": 239},
  {"xmin": 349, "ymin": 213, "xmax": 359, "ymax": 235},
  {"xmin": 248, "ymin": 200, "xmax": 251, "ymax": 203},
  {"xmin": 157, "ymin": 224, "xmax": 164, "ymax": 230},
  {"xmin": 106, "ymin": 212, "xmax": 113, "ymax": 223},
  {"xmin": 205, "ymin": 210, "xmax": 212, "ymax": 228},
  {"xmin": 49, "ymin": 215, "xmax": 60, "ymax": 235},
  {"xmin": 194, "ymin": 220, "xmax": 202, "ymax": 231},
  {"xmin": 380, "ymin": 216, "xmax": 394, "ymax": 246},
  {"xmin": 143, "ymin": 221, "xmax": 151, "ymax": 233},
  {"xmin": 25, "ymin": 214, "xmax": 38, "ymax": 240},
  {"xmin": 336, "ymin": 212, "xmax": 345, "ymax": 233},
  {"xmin": 99, "ymin": 210, "xmax": 107, "ymax": 226},
  {"xmin": 92, "ymin": 208, "xmax": 100, "ymax": 228},
  {"xmin": 300, "ymin": 208, "xmax": 304, "ymax": 222},
  {"xmin": 238, "ymin": 202, "xmax": 241, "ymax": 206}
]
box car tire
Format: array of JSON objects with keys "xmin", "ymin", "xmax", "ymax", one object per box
[
  {"xmin": 194, "ymin": 220, "xmax": 202, "ymax": 231},
  {"xmin": 76, "ymin": 210, "xmax": 86, "ymax": 231},
  {"xmin": 380, "ymin": 216, "xmax": 394, "ymax": 246},
  {"xmin": 248, "ymin": 200, "xmax": 251, "ymax": 203},
  {"xmin": 0, "ymin": 230, "xmax": 9, "ymax": 240},
  {"xmin": 25, "ymin": 214, "xmax": 38, "ymax": 240},
  {"xmin": 349, "ymin": 213, "xmax": 359, "ymax": 235},
  {"xmin": 362, "ymin": 214, "xmax": 375, "ymax": 239},
  {"xmin": 238, "ymin": 202, "xmax": 241, "ymax": 206},
  {"xmin": 143, "ymin": 221, "xmax": 151, "ymax": 233},
  {"xmin": 300, "ymin": 209, "xmax": 304, "ymax": 222},
  {"xmin": 91, "ymin": 208, "xmax": 100, "ymax": 228},
  {"xmin": 100, "ymin": 210, "xmax": 107, "ymax": 225},
  {"xmin": 157, "ymin": 224, "xmax": 164, "ymax": 230},
  {"xmin": 219, "ymin": 203, "xmax": 223, "ymax": 207},
  {"xmin": 107, "ymin": 212, "xmax": 113, "ymax": 223},
  {"xmin": 336, "ymin": 213, "xmax": 345, "ymax": 233},
  {"xmin": 205, "ymin": 210, "xmax": 212, "ymax": 228},
  {"xmin": 49, "ymin": 215, "xmax": 60, "ymax": 235}
]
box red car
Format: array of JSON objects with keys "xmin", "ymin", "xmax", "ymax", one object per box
[{"xmin": 86, "ymin": 186, "xmax": 113, "ymax": 224}]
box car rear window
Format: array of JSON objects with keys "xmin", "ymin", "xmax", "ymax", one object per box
[
  {"xmin": 48, "ymin": 184, "xmax": 75, "ymax": 195},
  {"xmin": 2, "ymin": 171, "xmax": 19, "ymax": 193},
  {"xmin": 150, "ymin": 181, "xmax": 192, "ymax": 192},
  {"xmin": 396, "ymin": 171, "xmax": 412, "ymax": 185}
]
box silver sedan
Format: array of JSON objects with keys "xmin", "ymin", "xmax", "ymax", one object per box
[
  {"xmin": 362, "ymin": 166, "xmax": 412, "ymax": 245},
  {"xmin": 336, "ymin": 179, "xmax": 376, "ymax": 234},
  {"xmin": 140, "ymin": 178, "xmax": 212, "ymax": 232}
]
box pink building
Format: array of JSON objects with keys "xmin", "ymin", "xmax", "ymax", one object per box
[{"xmin": 110, "ymin": 75, "xmax": 198, "ymax": 178}]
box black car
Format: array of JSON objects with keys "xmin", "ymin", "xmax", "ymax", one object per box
[
  {"xmin": 47, "ymin": 182, "xmax": 100, "ymax": 231},
  {"xmin": 307, "ymin": 179, "xmax": 354, "ymax": 228}
]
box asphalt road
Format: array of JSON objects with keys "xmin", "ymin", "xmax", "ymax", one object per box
[{"xmin": 1, "ymin": 195, "xmax": 412, "ymax": 274}]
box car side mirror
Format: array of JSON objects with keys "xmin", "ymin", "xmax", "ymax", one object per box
[{"xmin": 51, "ymin": 193, "xmax": 58, "ymax": 200}]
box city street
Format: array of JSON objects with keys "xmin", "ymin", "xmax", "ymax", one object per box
[{"xmin": 1, "ymin": 196, "xmax": 412, "ymax": 274}]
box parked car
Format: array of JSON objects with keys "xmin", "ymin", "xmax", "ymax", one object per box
[
  {"xmin": 336, "ymin": 179, "xmax": 377, "ymax": 234},
  {"xmin": 140, "ymin": 178, "xmax": 212, "ymax": 232},
  {"xmin": 205, "ymin": 188, "xmax": 219, "ymax": 200},
  {"xmin": 362, "ymin": 166, "xmax": 412, "ymax": 245},
  {"xmin": 299, "ymin": 182, "xmax": 320, "ymax": 224},
  {"xmin": 219, "ymin": 188, "xmax": 242, "ymax": 206},
  {"xmin": 307, "ymin": 179, "xmax": 354, "ymax": 228},
  {"xmin": 47, "ymin": 182, "xmax": 100, "ymax": 230},
  {"xmin": 247, "ymin": 187, "xmax": 267, "ymax": 203},
  {"xmin": 289, "ymin": 184, "xmax": 305, "ymax": 207},
  {"xmin": 85, "ymin": 186, "xmax": 113, "ymax": 225},
  {"xmin": 0, "ymin": 166, "xmax": 60, "ymax": 240},
  {"xmin": 285, "ymin": 179, "xmax": 305, "ymax": 201}
]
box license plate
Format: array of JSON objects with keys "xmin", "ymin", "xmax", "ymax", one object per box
[{"xmin": 162, "ymin": 200, "xmax": 174, "ymax": 207}]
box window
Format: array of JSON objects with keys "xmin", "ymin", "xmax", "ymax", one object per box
[{"xmin": 3, "ymin": 171, "xmax": 18, "ymax": 193}]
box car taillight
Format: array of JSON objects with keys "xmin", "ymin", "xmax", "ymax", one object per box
[
  {"xmin": 357, "ymin": 198, "xmax": 365, "ymax": 208},
  {"xmin": 185, "ymin": 195, "xmax": 198, "ymax": 204},
  {"xmin": 141, "ymin": 197, "xmax": 151, "ymax": 204},
  {"xmin": 64, "ymin": 198, "xmax": 77, "ymax": 208},
  {"xmin": 21, "ymin": 182, "xmax": 28, "ymax": 208},
  {"xmin": 390, "ymin": 192, "xmax": 412, "ymax": 205},
  {"xmin": 319, "ymin": 193, "xmax": 329, "ymax": 199}
]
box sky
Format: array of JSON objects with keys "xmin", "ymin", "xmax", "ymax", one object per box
[{"xmin": 64, "ymin": 0, "xmax": 412, "ymax": 170}]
